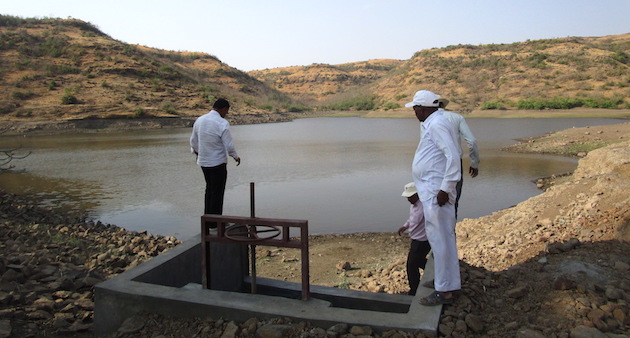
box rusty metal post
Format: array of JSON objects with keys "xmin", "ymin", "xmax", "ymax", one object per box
[
  {"xmin": 201, "ymin": 215, "xmax": 310, "ymax": 300},
  {"xmin": 249, "ymin": 182, "xmax": 257, "ymax": 294},
  {"xmin": 301, "ymin": 221, "xmax": 310, "ymax": 300}
]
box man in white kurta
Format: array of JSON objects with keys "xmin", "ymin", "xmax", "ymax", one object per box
[
  {"xmin": 406, "ymin": 90, "xmax": 461, "ymax": 306},
  {"xmin": 421, "ymin": 100, "xmax": 479, "ymax": 218}
]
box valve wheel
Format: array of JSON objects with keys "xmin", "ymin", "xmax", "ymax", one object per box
[{"xmin": 225, "ymin": 224, "xmax": 281, "ymax": 242}]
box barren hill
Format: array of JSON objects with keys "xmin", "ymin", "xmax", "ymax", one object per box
[
  {"xmin": 0, "ymin": 15, "xmax": 299, "ymax": 123},
  {"xmin": 1, "ymin": 15, "xmax": 629, "ymax": 126},
  {"xmin": 248, "ymin": 59, "xmax": 403, "ymax": 105},
  {"xmin": 252, "ymin": 34, "xmax": 630, "ymax": 113}
]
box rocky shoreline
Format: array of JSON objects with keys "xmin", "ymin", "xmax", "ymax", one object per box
[
  {"xmin": 1, "ymin": 122, "xmax": 629, "ymax": 337},
  {"xmin": 0, "ymin": 192, "xmax": 181, "ymax": 337}
]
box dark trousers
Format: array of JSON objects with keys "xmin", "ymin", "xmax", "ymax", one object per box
[
  {"xmin": 201, "ymin": 164, "xmax": 227, "ymax": 225},
  {"xmin": 407, "ymin": 239, "xmax": 432, "ymax": 296}
]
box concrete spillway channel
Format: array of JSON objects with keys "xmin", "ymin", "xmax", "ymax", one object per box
[{"xmin": 94, "ymin": 236, "xmax": 442, "ymax": 336}]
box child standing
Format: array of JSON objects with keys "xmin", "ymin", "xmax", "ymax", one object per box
[{"xmin": 398, "ymin": 182, "xmax": 432, "ymax": 296}]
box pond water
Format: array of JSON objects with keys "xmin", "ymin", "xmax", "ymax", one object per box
[{"xmin": 0, "ymin": 116, "xmax": 624, "ymax": 240}]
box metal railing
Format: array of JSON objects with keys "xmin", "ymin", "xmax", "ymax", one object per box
[{"xmin": 201, "ymin": 214, "xmax": 310, "ymax": 300}]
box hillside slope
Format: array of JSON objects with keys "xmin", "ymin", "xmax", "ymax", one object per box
[
  {"xmin": 252, "ymin": 34, "xmax": 630, "ymax": 112},
  {"xmin": 1, "ymin": 15, "xmax": 629, "ymax": 125},
  {"xmin": 0, "ymin": 16, "xmax": 298, "ymax": 123},
  {"xmin": 249, "ymin": 59, "xmax": 403, "ymax": 105}
]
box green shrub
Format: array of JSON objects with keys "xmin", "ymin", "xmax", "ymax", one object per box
[
  {"xmin": 12, "ymin": 91, "xmax": 35, "ymax": 100},
  {"xmin": 286, "ymin": 105, "xmax": 311, "ymax": 112},
  {"xmin": 40, "ymin": 35, "xmax": 69, "ymax": 57},
  {"xmin": 45, "ymin": 64, "xmax": 80, "ymax": 76},
  {"xmin": 199, "ymin": 85, "xmax": 213, "ymax": 94},
  {"xmin": 15, "ymin": 60, "xmax": 31, "ymax": 70},
  {"xmin": 516, "ymin": 96, "xmax": 623, "ymax": 110},
  {"xmin": 61, "ymin": 93, "xmax": 78, "ymax": 104},
  {"xmin": 240, "ymin": 84, "xmax": 251, "ymax": 93},
  {"xmin": 0, "ymin": 102, "xmax": 17, "ymax": 115},
  {"xmin": 161, "ymin": 101, "xmax": 177, "ymax": 114},
  {"xmin": 205, "ymin": 95, "xmax": 216, "ymax": 104},
  {"xmin": 527, "ymin": 52, "xmax": 548, "ymax": 69},
  {"xmin": 611, "ymin": 51, "xmax": 629, "ymax": 65},
  {"xmin": 383, "ymin": 102, "xmax": 401, "ymax": 110},
  {"xmin": 325, "ymin": 95, "xmax": 378, "ymax": 111},
  {"xmin": 481, "ymin": 100, "xmax": 507, "ymax": 110}
]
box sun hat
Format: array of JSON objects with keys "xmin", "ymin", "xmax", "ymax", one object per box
[
  {"xmin": 404, "ymin": 90, "xmax": 441, "ymax": 108},
  {"xmin": 401, "ymin": 182, "xmax": 417, "ymax": 197}
]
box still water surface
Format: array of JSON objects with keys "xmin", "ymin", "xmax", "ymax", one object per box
[{"xmin": 0, "ymin": 117, "xmax": 624, "ymax": 240}]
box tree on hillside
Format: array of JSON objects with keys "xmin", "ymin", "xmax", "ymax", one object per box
[{"xmin": 0, "ymin": 129, "xmax": 30, "ymax": 171}]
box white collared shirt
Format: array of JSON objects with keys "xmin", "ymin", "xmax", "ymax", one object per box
[
  {"xmin": 413, "ymin": 111, "xmax": 461, "ymax": 203},
  {"xmin": 420, "ymin": 109, "xmax": 479, "ymax": 168},
  {"xmin": 190, "ymin": 110, "xmax": 239, "ymax": 167}
]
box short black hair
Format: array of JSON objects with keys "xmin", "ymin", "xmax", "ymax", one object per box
[{"xmin": 213, "ymin": 98, "xmax": 230, "ymax": 110}]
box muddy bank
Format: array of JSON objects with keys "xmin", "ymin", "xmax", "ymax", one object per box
[
  {"xmin": 503, "ymin": 121, "xmax": 630, "ymax": 157},
  {"xmin": 0, "ymin": 112, "xmax": 294, "ymax": 136}
]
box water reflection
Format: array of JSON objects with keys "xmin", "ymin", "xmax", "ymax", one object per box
[
  {"xmin": 0, "ymin": 117, "xmax": 624, "ymax": 239},
  {"xmin": 0, "ymin": 171, "xmax": 104, "ymax": 212}
]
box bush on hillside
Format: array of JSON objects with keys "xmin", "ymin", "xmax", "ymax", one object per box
[
  {"xmin": 481, "ymin": 100, "xmax": 508, "ymax": 110},
  {"xmin": 61, "ymin": 93, "xmax": 78, "ymax": 105},
  {"xmin": 324, "ymin": 95, "xmax": 378, "ymax": 111},
  {"xmin": 516, "ymin": 96, "xmax": 623, "ymax": 110}
]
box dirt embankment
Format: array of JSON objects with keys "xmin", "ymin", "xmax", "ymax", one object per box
[
  {"xmin": 0, "ymin": 122, "xmax": 629, "ymax": 337},
  {"xmin": 503, "ymin": 121, "xmax": 630, "ymax": 157},
  {"xmin": 0, "ymin": 113, "xmax": 294, "ymax": 136}
]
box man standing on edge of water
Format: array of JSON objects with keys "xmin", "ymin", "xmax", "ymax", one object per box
[
  {"xmin": 190, "ymin": 98, "xmax": 241, "ymax": 227},
  {"xmin": 429, "ymin": 98, "xmax": 480, "ymax": 218},
  {"xmin": 407, "ymin": 90, "xmax": 461, "ymax": 306}
]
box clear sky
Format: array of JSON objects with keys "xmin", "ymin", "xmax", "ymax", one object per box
[{"xmin": 3, "ymin": 0, "xmax": 630, "ymax": 71}]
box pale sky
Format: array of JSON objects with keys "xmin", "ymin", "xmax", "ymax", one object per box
[{"xmin": 3, "ymin": 0, "xmax": 630, "ymax": 71}]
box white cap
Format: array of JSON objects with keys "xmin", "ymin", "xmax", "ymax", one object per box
[
  {"xmin": 404, "ymin": 90, "xmax": 441, "ymax": 108},
  {"xmin": 401, "ymin": 182, "xmax": 417, "ymax": 197}
]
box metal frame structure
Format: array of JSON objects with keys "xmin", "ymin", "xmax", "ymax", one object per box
[{"xmin": 201, "ymin": 214, "xmax": 310, "ymax": 300}]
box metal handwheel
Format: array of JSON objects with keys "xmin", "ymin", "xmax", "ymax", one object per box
[{"xmin": 224, "ymin": 224, "xmax": 281, "ymax": 242}]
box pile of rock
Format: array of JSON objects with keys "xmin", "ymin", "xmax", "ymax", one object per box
[
  {"xmin": 344, "ymin": 258, "xmax": 410, "ymax": 295},
  {"xmin": 114, "ymin": 313, "xmax": 397, "ymax": 338},
  {"xmin": 0, "ymin": 192, "xmax": 180, "ymax": 337}
]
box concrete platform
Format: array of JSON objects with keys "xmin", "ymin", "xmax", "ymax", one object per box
[{"xmin": 94, "ymin": 236, "xmax": 442, "ymax": 336}]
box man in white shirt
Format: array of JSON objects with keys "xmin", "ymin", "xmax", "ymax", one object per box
[
  {"xmin": 190, "ymin": 99, "xmax": 241, "ymax": 225},
  {"xmin": 406, "ymin": 90, "xmax": 461, "ymax": 306},
  {"xmin": 427, "ymin": 98, "xmax": 480, "ymax": 218}
]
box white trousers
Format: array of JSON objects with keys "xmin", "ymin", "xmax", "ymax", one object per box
[{"xmin": 422, "ymin": 198, "xmax": 461, "ymax": 292}]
